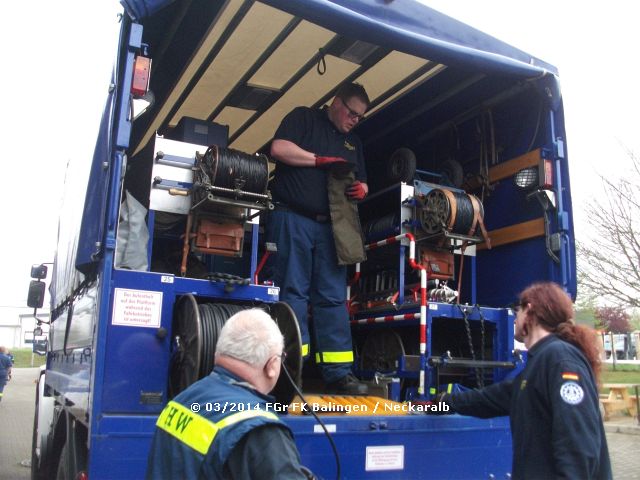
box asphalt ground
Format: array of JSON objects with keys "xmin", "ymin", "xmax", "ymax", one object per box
[{"xmin": 2, "ymin": 368, "xmax": 639, "ymax": 479}]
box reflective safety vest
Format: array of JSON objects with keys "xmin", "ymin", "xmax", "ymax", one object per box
[{"xmin": 146, "ymin": 367, "xmax": 288, "ymax": 479}]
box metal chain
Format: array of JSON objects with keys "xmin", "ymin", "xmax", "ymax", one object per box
[
  {"xmin": 477, "ymin": 305, "xmax": 486, "ymax": 387},
  {"xmin": 207, "ymin": 272, "xmax": 250, "ymax": 292},
  {"xmin": 460, "ymin": 305, "xmax": 483, "ymax": 388}
]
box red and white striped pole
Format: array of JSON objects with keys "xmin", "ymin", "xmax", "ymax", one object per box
[
  {"xmin": 350, "ymin": 312, "xmax": 420, "ymax": 324},
  {"xmin": 404, "ymin": 233, "xmax": 428, "ymax": 396},
  {"xmin": 351, "ymin": 233, "xmax": 428, "ymax": 396},
  {"xmin": 346, "ymin": 262, "xmax": 361, "ymax": 307}
]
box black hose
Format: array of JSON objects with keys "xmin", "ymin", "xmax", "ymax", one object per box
[
  {"xmin": 363, "ymin": 212, "xmax": 400, "ymax": 243},
  {"xmin": 280, "ymin": 360, "xmax": 341, "ymax": 480},
  {"xmin": 451, "ymin": 191, "xmax": 475, "ymax": 235},
  {"xmin": 421, "ymin": 189, "xmax": 484, "ymax": 236},
  {"xmin": 198, "ymin": 303, "xmax": 244, "ymax": 377}
]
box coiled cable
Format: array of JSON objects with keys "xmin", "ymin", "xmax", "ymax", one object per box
[{"xmin": 196, "ymin": 145, "xmax": 269, "ymax": 199}]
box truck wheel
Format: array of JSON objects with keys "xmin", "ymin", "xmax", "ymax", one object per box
[
  {"xmin": 31, "ymin": 380, "xmax": 51, "ymax": 480},
  {"xmin": 31, "ymin": 411, "xmax": 49, "ymax": 480},
  {"xmin": 54, "ymin": 420, "xmax": 88, "ymax": 480},
  {"xmin": 387, "ymin": 148, "xmax": 416, "ymax": 184},
  {"xmin": 55, "ymin": 442, "xmax": 68, "ymax": 480},
  {"xmin": 439, "ymin": 158, "xmax": 464, "ymax": 188}
]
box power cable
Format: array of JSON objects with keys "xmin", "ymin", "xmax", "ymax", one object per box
[{"xmin": 280, "ymin": 360, "xmax": 341, "ymax": 480}]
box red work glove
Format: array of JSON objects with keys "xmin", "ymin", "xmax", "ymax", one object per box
[
  {"xmin": 346, "ymin": 180, "xmax": 367, "ymax": 200},
  {"xmin": 315, "ymin": 155, "xmax": 347, "ymax": 169}
]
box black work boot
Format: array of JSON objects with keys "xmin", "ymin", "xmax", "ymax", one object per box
[{"xmin": 325, "ymin": 374, "xmax": 369, "ymax": 395}]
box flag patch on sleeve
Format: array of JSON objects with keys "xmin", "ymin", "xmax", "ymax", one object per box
[{"xmin": 562, "ymin": 372, "xmax": 579, "ymax": 381}]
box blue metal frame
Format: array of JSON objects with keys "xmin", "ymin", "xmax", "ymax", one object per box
[
  {"xmin": 85, "ymin": 410, "xmax": 513, "ymax": 479},
  {"xmin": 287, "ymin": 414, "xmax": 512, "ymax": 479},
  {"xmin": 353, "ymin": 302, "xmax": 516, "ymax": 401}
]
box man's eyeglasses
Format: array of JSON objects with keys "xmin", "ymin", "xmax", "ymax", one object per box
[{"xmin": 339, "ymin": 97, "xmax": 365, "ymax": 121}]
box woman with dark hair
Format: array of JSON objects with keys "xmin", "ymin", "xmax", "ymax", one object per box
[{"xmin": 438, "ymin": 282, "xmax": 612, "ymax": 479}]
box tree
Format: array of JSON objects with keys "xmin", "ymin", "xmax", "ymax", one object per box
[
  {"xmin": 576, "ymin": 147, "xmax": 640, "ymax": 307},
  {"xmin": 630, "ymin": 310, "xmax": 640, "ymax": 332},
  {"xmin": 594, "ymin": 306, "xmax": 632, "ymax": 334},
  {"xmin": 574, "ymin": 307, "xmax": 597, "ymax": 327}
]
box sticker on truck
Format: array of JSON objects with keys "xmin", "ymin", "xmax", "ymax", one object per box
[
  {"xmin": 112, "ymin": 288, "xmax": 163, "ymax": 328},
  {"xmin": 365, "ymin": 445, "xmax": 405, "ymax": 471}
]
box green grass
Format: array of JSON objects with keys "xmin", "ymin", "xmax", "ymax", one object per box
[
  {"xmin": 8, "ymin": 348, "xmax": 47, "ymax": 368},
  {"xmin": 603, "ymin": 363, "xmax": 640, "ymax": 372},
  {"xmin": 601, "ymin": 364, "xmax": 640, "ymax": 389}
]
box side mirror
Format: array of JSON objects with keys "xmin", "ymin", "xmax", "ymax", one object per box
[
  {"xmin": 27, "ymin": 281, "xmax": 46, "ymax": 309},
  {"xmin": 31, "ymin": 264, "xmax": 48, "ymax": 280},
  {"xmin": 33, "ymin": 337, "xmax": 48, "ymax": 356}
]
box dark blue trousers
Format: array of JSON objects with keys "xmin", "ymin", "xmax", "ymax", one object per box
[
  {"xmin": 0, "ymin": 375, "xmax": 7, "ymax": 401},
  {"xmin": 267, "ymin": 209, "xmax": 353, "ymax": 383}
]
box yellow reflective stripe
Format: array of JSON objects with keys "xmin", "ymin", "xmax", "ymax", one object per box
[
  {"xmin": 214, "ymin": 409, "xmax": 279, "ymax": 429},
  {"xmin": 447, "ymin": 383, "xmax": 453, "ymax": 393},
  {"xmin": 156, "ymin": 402, "xmax": 280, "ymax": 455},
  {"xmin": 301, "ymin": 344, "xmax": 309, "ymax": 356},
  {"xmin": 156, "ymin": 401, "xmax": 217, "ymax": 455},
  {"xmin": 315, "ymin": 351, "xmax": 354, "ymax": 363}
]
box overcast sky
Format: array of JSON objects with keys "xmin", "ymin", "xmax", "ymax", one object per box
[{"xmin": 1, "ymin": 1, "xmax": 638, "ymax": 315}]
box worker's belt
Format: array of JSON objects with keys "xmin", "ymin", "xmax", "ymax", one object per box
[{"xmin": 274, "ymin": 202, "xmax": 330, "ymax": 224}]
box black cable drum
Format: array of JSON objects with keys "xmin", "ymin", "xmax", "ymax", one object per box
[
  {"xmin": 170, "ymin": 297, "xmax": 245, "ymax": 397},
  {"xmin": 363, "ymin": 212, "xmax": 400, "ymax": 243},
  {"xmin": 198, "ymin": 303, "xmax": 244, "ymax": 377},
  {"xmin": 419, "ymin": 188, "xmax": 484, "ymax": 236},
  {"xmin": 194, "ymin": 145, "xmax": 269, "ymax": 203},
  {"xmin": 169, "ymin": 298, "xmax": 303, "ymax": 404}
]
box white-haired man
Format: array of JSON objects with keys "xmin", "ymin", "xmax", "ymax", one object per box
[{"xmin": 147, "ymin": 309, "xmax": 311, "ymax": 479}]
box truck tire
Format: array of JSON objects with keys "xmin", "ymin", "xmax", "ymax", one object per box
[
  {"xmin": 31, "ymin": 402, "xmax": 50, "ymax": 480},
  {"xmin": 387, "ymin": 148, "xmax": 416, "ymax": 184},
  {"xmin": 31, "ymin": 375, "xmax": 53, "ymax": 480},
  {"xmin": 55, "ymin": 442, "xmax": 68, "ymax": 480},
  {"xmin": 54, "ymin": 419, "xmax": 88, "ymax": 480},
  {"xmin": 439, "ymin": 158, "xmax": 464, "ymax": 188}
]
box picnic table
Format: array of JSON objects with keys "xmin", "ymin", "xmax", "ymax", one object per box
[{"xmin": 600, "ymin": 383, "xmax": 639, "ymax": 423}]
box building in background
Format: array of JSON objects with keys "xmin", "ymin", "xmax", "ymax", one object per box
[{"xmin": 0, "ymin": 309, "xmax": 49, "ymax": 349}]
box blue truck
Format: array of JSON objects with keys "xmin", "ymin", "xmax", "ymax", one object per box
[{"xmin": 28, "ymin": 1, "xmax": 576, "ymax": 478}]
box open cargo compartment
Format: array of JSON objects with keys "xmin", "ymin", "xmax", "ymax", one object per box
[
  {"xmin": 118, "ymin": 0, "xmax": 574, "ymax": 301},
  {"xmin": 40, "ymin": 1, "xmax": 576, "ymax": 478}
]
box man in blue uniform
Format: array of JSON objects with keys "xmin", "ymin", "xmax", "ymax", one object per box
[
  {"xmin": 146, "ymin": 309, "xmax": 311, "ymax": 479},
  {"xmin": 0, "ymin": 346, "xmax": 12, "ymax": 403},
  {"xmin": 438, "ymin": 282, "xmax": 611, "ymax": 479},
  {"xmin": 268, "ymin": 82, "xmax": 369, "ymax": 394}
]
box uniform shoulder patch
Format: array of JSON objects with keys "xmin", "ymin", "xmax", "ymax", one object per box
[
  {"xmin": 562, "ymin": 372, "xmax": 579, "ymax": 381},
  {"xmin": 560, "ymin": 381, "xmax": 584, "ymax": 405}
]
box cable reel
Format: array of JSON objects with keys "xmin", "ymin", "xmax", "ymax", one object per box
[
  {"xmin": 359, "ymin": 329, "xmax": 406, "ymax": 391},
  {"xmin": 181, "ymin": 146, "xmax": 274, "ymax": 272},
  {"xmin": 418, "ymin": 188, "xmax": 485, "ymax": 240},
  {"xmin": 193, "ymin": 145, "xmax": 271, "ymax": 213},
  {"xmin": 169, "ymin": 296, "xmax": 302, "ymax": 404}
]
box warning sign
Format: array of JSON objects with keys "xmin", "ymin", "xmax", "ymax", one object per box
[
  {"xmin": 112, "ymin": 288, "xmax": 162, "ymax": 328},
  {"xmin": 365, "ymin": 445, "xmax": 404, "ymax": 471}
]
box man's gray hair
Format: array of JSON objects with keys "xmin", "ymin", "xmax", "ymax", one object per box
[{"xmin": 215, "ymin": 309, "xmax": 284, "ymax": 366}]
